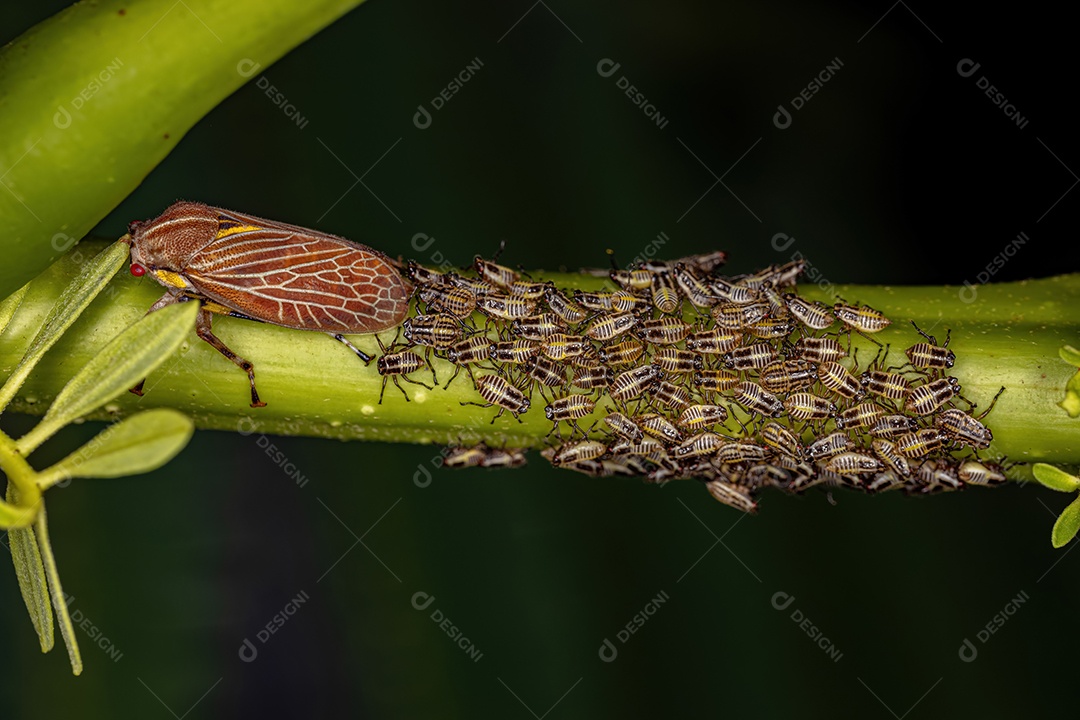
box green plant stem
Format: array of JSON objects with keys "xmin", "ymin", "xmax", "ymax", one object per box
[
  {"xmin": 1, "ymin": 241, "xmax": 1078, "ymax": 478},
  {"xmin": 0, "ymin": 0, "xmax": 366, "ymax": 298},
  {"xmin": 0, "ymin": 428, "xmax": 41, "ymax": 526}
]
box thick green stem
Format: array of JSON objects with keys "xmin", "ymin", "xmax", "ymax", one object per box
[
  {"xmin": 0, "ymin": 0, "xmax": 366, "ymax": 298},
  {"xmin": 1, "ymin": 241, "xmax": 1077, "ymax": 475}
]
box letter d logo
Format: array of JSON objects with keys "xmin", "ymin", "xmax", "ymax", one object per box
[{"xmin": 239, "ymin": 638, "xmax": 258, "ymax": 662}]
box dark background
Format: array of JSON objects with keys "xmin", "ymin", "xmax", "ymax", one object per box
[{"xmin": 2, "ymin": 1, "xmax": 1078, "ymax": 718}]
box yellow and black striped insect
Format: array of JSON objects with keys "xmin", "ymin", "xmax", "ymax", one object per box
[
  {"xmin": 545, "ymin": 395, "xmax": 597, "ymax": 438},
  {"xmin": 441, "ymin": 336, "xmax": 495, "ymax": 389},
  {"xmin": 446, "ymin": 272, "xmax": 500, "ymax": 298},
  {"xmin": 650, "ymin": 272, "xmax": 681, "ymax": 314},
  {"xmin": 871, "ymin": 439, "xmax": 911, "ymax": 478},
  {"xmin": 734, "ymin": 381, "xmax": 785, "ymax": 418},
  {"xmin": 476, "ymin": 295, "xmax": 537, "ymax": 321},
  {"xmin": 474, "ymin": 255, "xmax": 519, "ymax": 289},
  {"xmin": 685, "ymin": 328, "xmax": 742, "ymax": 355},
  {"xmin": 782, "ymin": 294, "xmax": 834, "ymax": 331},
  {"xmin": 677, "ymin": 404, "xmax": 730, "ymax": 432},
  {"xmin": 783, "ymin": 392, "xmax": 836, "ymax": 422},
  {"xmin": 834, "ymin": 401, "xmax": 884, "ymax": 430},
  {"xmin": 817, "ymin": 361, "xmax": 865, "ymax": 401},
  {"xmin": 442, "ymin": 444, "xmax": 527, "ymax": 469},
  {"xmin": 635, "ymin": 413, "xmax": 684, "ymax": 444},
  {"xmin": 610, "ymin": 267, "xmax": 653, "ymax": 291},
  {"xmin": 651, "ymin": 379, "xmax": 692, "ymax": 412},
  {"xmin": 833, "ymin": 302, "xmax": 891, "ymax": 339},
  {"xmin": 904, "ymin": 321, "xmax": 955, "ymax": 372},
  {"xmin": 544, "ymin": 286, "xmax": 589, "ymax": 324},
  {"xmin": 574, "ymin": 290, "xmax": 616, "ymax": 312},
  {"xmin": 694, "ymin": 368, "xmax": 741, "ymax": 395},
  {"xmin": 508, "ymin": 279, "xmax": 550, "ymax": 301},
  {"xmin": 805, "ymin": 431, "xmax": 854, "ymax": 461},
  {"xmin": 652, "ymin": 348, "xmax": 703, "ymax": 374},
  {"xmin": 418, "ymin": 282, "xmax": 477, "ymax": 318},
  {"xmin": 672, "ymin": 263, "xmax": 718, "ymax": 308},
  {"xmin": 511, "ymin": 313, "xmax": 565, "ymax": 340},
  {"xmin": 759, "ymin": 360, "xmax": 818, "ymax": 395},
  {"xmin": 746, "ymin": 316, "xmax": 794, "ymax": 340},
  {"xmin": 126, "ymin": 201, "xmax": 414, "ymax": 407},
  {"xmin": 402, "ymin": 313, "xmax": 463, "ymax": 350},
  {"xmin": 708, "ymin": 277, "xmax": 758, "ymax": 305},
  {"xmin": 894, "ymin": 428, "xmax": 946, "ymax": 459},
  {"xmin": 637, "ymin": 317, "xmax": 692, "ymax": 345},
  {"xmin": 462, "ymin": 374, "xmax": 531, "ymax": 422},
  {"xmin": 541, "ymin": 333, "xmax": 590, "ymax": 362},
  {"xmin": 825, "ymin": 452, "xmax": 883, "ymax": 476},
  {"xmin": 715, "ymin": 441, "xmax": 767, "ymax": 464},
  {"xmin": 673, "ymin": 432, "xmax": 726, "ymax": 459},
  {"xmin": 605, "ymin": 411, "xmax": 645, "ymax": 443},
  {"xmin": 598, "ymin": 339, "xmax": 646, "ymax": 367},
  {"xmin": 861, "ymin": 370, "xmax": 911, "ymax": 403},
  {"xmin": 376, "ymin": 343, "xmax": 432, "ymax": 403},
  {"xmin": 793, "ymin": 337, "xmax": 846, "ymax": 364},
  {"xmin": 711, "ymin": 301, "xmax": 768, "ymax": 330},
  {"xmin": 406, "ymin": 261, "xmax": 448, "ymax": 287},
  {"xmin": 490, "ymin": 339, "xmax": 540, "ymax": 366},
  {"xmin": 868, "ymin": 414, "xmax": 917, "ymax": 439},
  {"xmin": 611, "ymin": 289, "xmax": 652, "ymax": 314},
  {"xmin": 550, "ymin": 440, "xmax": 608, "ymax": 466},
  {"xmin": 571, "ymin": 364, "xmax": 613, "ymax": 392},
  {"xmin": 957, "ymin": 460, "xmax": 1007, "ymax": 486},
  {"xmin": 523, "ymin": 355, "xmax": 569, "ymax": 398},
  {"xmin": 584, "ymin": 311, "xmax": 639, "ymax": 342},
  {"xmin": 724, "ymin": 342, "xmax": 779, "ymax": 371},
  {"xmin": 760, "ymin": 422, "xmax": 803, "ymax": 459},
  {"xmin": 704, "ymin": 480, "xmax": 758, "ymax": 514},
  {"xmin": 610, "ymin": 364, "xmax": 663, "ymax": 404},
  {"xmin": 903, "ymin": 376, "xmax": 964, "ymax": 416},
  {"xmin": 912, "ymin": 458, "xmax": 962, "ymax": 493},
  {"xmin": 404, "ymin": 313, "xmax": 465, "ymax": 381},
  {"xmin": 934, "ymin": 408, "xmax": 993, "ymax": 449}
]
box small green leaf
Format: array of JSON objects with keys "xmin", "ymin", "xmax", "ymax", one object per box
[
  {"xmin": 33, "ymin": 500, "xmax": 82, "ymax": 675},
  {"xmin": 6, "ymin": 482, "xmax": 53, "ymax": 652},
  {"xmin": 1032, "ymin": 463, "xmax": 1080, "ymax": 492},
  {"xmin": 1052, "ymin": 494, "xmax": 1080, "ymax": 549},
  {"xmin": 37, "ymin": 409, "xmax": 195, "ymax": 489},
  {"xmin": 17, "ymin": 301, "xmax": 198, "ymax": 455},
  {"xmin": 0, "ymin": 240, "xmax": 128, "ymax": 414},
  {"xmin": 1060, "ymin": 368, "xmax": 1080, "ymax": 418},
  {"xmin": 0, "ymin": 283, "xmax": 31, "ymax": 338},
  {"xmin": 1061, "ymin": 345, "xmax": 1080, "ymax": 367}
]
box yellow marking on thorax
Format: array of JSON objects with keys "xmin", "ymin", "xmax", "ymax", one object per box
[
  {"xmin": 153, "ymin": 269, "xmax": 192, "ymax": 289},
  {"xmin": 215, "ymin": 224, "xmax": 263, "ymax": 239}
]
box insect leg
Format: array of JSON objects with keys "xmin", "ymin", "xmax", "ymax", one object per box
[
  {"xmin": 329, "ymin": 333, "xmax": 375, "ymax": 365},
  {"xmin": 195, "ymin": 305, "xmax": 266, "ymax": 408}
]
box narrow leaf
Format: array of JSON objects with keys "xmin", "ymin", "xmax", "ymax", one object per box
[
  {"xmin": 0, "ymin": 240, "xmax": 128, "ymax": 413},
  {"xmin": 34, "ymin": 500, "xmax": 82, "ymax": 675},
  {"xmin": 1052, "ymin": 494, "xmax": 1080, "ymax": 549},
  {"xmin": 1060, "ymin": 345, "xmax": 1080, "ymax": 367},
  {"xmin": 18, "ymin": 301, "xmax": 198, "ymax": 454},
  {"xmin": 37, "ymin": 409, "xmax": 195, "ymax": 489},
  {"xmin": 6, "ymin": 482, "xmax": 53, "ymax": 652},
  {"xmin": 1032, "ymin": 463, "xmax": 1080, "ymax": 492},
  {"xmin": 0, "ymin": 283, "xmax": 31, "ymax": 337}
]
